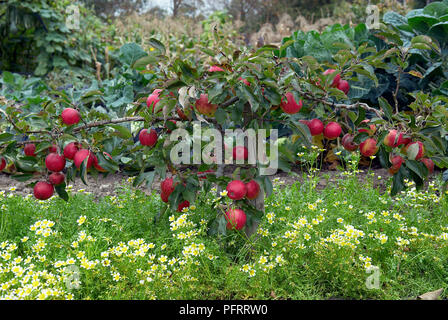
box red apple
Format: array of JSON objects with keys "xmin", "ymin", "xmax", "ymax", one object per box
[
  {"xmin": 383, "ymin": 129, "xmax": 399, "ymax": 147},
  {"xmin": 226, "ymin": 180, "xmax": 247, "ymax": 200},
  {"xmin": 388, "ymin": 155, "xmax": 404, "ymax": 175},
  {"xmin": 421, "ymin": 158, "xmax": 434, "ymax": 174},
  {"xmin": 397, "ymin": 133, "xmax": 411, "ymax": 146},
  {"xmin": 61, "ymin": 108, "xmax": 80, "ymax": 125},
  {"xmin": 307, "ymin": 119, "xmax": 324, "ymax": 136},
  {"xmin": 45, "ymin": 153, "xmax": 66, "ymax": 172},
  {"xmin": 63, "ymin": 142, "xmax": 80, "ymax": 160},
  {"xmin": 280, "ymin": 92, "xmax": 302, "ymax": 114},
  {"xmin": 360, "ymin": 138, "xmax": 378, "ymax": 157},
  {"xmin": 323, "ymin": 122, "xmax": 342, "ymax": 140},
  {"xmin": 225, "ymin": 208, "xmax": 247, "ymax": 230},
  {"xmin": 323, "ymin": 69, "xmax": 341, "ymax": 88},
  {"xmin": 0, "ymin": 158, "xmax": 6, "ymax": 171},
  {"xmin": 405, "ymin": 141, "xmax": 424, "ymax": 160},
  {"xmin": 341, "ymin": 133, "xmax": 358, "ymax": 151},
  {"xmin": 74, "ymin": 149, "xmax": 95, "ymax": 169},
  {"xmin": 245, "ymin": 180, "xmax": 260, "ymax": 200},
  {"xmin": 358, "ymin": 119, "xmax": 376, "ymax": 136},
  {"xmin": 139, "ymin": 129, "xmax": 158, "ymax": 147},
  {"xmin": 147, "ymin": 89, "xmax": 162, "ymax": 113},
  {"xmin": 337, "ymin": 80, "xmax": 350, "ymax": 94},
  {"xmin": 177, "ymin": 200, "xmax": 190, "ymax": 212},
  {"xmin": 233, "ymin": 146, "xmax": 248, "ymax": 161},
  {"xmin": 49, "ymin": 144, "xmax": 58, "ymax": 153},
  {"xmin": 195, "ymin": 94, "xmax": 218, "ymax": 116},
  {"xmin": 161, "ymin": 177, "xmax": 177, "ymax": 197},
  {"xmin": 24, "ymin": 144, "xmax": 36, "ymax": 157},
  {"xmin": 93, "ymin": 152, "xmax": 110, "ymax": 172},
  {"xmin": 165, "ymin": 120, "xmax": 177, "ymax": 133},
  {"xmin": 49, "ymin": 172, "xmax": 65, "ymax": 185},
  {"xmin": 160, "ymin": 192, "xmax": 169, "ymax": 203},
  {"xmin": 33, "ymin": 181, "xmax": 54, "ymax": 200}
]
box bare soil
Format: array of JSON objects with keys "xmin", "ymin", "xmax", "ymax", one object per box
[{"xmin": 0, "ymin": 167, "xmax": 392, "ymax": 199}]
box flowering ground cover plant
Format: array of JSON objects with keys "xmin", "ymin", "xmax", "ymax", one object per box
[{"xmin": 0, "ymin": 157, "xmax": 447, "ymax": 299}]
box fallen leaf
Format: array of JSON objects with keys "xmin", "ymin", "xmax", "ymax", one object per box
[{"xmin": 418, "ymin": 288, "xmax": 443, "ymax": 300}]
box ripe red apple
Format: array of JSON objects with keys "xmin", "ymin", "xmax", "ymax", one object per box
[
  {"xmin": 147, "ymin": 89, "xmax": 162, "ymax": 113},
  {"xmin": 208, "ymin": 66, "xmax": 225, "ymax": 72},
  {"xmin": 360, "ymin": 138, "xmax": 378, "ymax": 157},
  {"xmin": 358, "ymin": 119, "xmax": 376, "ymax": 136},
  {"xmin": 226, "ymin": 180, "xmax": 247, "ymax": 200},
  {"xmin": 61, "ymin": 108, "xmax": 80, "ymax": 125},
  {"xmin": 0, "ymin": 158, "xmax": 6, "ymax": 171},
  {"xmin": 225, "ymin": 208, "xmax": 247, "ymax": 230},
  {"xmin": 161, "ymin": 177, "xmax": 177, "ymax": 197},
  {"xmin": 63, "ymin": 142, "xmax": 80, "ymax": 160},
  {"xmin": 33, "ymin": 181, "xmax": 54, "ymax": 200},
  {"xmin": 45, "ymin": 153, "xmax": 66, "ymax": 172},
  {"xmin": 341, "ymin": 133, "xmax": 358, "ymax": 151},
  {"xmin": 139, "ymin": 129, "xmax": 158, "ymax": 147},
  {"xmin": 307, "ymin": 119, "xmax": 324, "ymax": 136},
  {"xmin": 160, "ymin": 192, "xmax": 169, "ymax": 203},
  {"xmin": 421, "ymin": 158, "xmax": 434, "ymax": 174},
  {"xmin": 233, "ymin": 146, "xmax": 248, "ymax": 161},
  {"xmin": 388, "ymin": 155, "xmax": 404, "ymax": 175},
  {"xmin": 24, "ymin": 144, "xmax": 36, "ymax": 157},
  {"xmin": 177, "ymin": 200, "xmax": 190, "ymax": 212},
  {"xmin": 299, "ymin": 119, "xmax": 310, "ymax": 126},
  {"xmin": 323, "ymin": 122, "xmax": 342, "ymax": 140},
  {"xmin": 74, "ymin": 149, "xmax": 95, "ymax": 169},
  {"xmin": 397, "ymin": 133, "xmax": 411, "ymax": 146},
  {"xmin": 323, "ymin": 69, "xmax": 341, "ymax": 88},
  {"xmin": 49, "ymin": 144, "xmax": 58, "ymax": 153},
  {"xmin": 49, "ymin": 172, "xmax": 65, "ymax": 185},
  {"xmin": 337, "ymin": 80, "xmax": 350, "ymax": 94},
  {"xmin": 245, "ymin": 180, "xmax": 260, "ymax": 200},
  {"xmin": 195, "ymin": 94, "xmax": 218, "ymax": 116},
  {"xmin": 165, "ymin": 120, "xmax": 177, "ymax": 133},
  {"xmin": 93, "ymin": 152, "xmax": 110, "ymax": 172},
  {"xmin": 280, "ymin": 92, "xmax": 302, "ymax": 114},
  {"xmin": 177, "ymin": 107, "xmax": 188, "ymax": 120},
  {"xmin": 405, "ymin": 141, "xmax": 424, "ymax": 160},
  {"xmin": 383, "ymin": 129, "xmax": 399, "ymax": 147}
]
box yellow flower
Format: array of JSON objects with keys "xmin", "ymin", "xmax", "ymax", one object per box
[{"xmin": 77, "ymin": 216, "xmax": 86, "ymax": 226}]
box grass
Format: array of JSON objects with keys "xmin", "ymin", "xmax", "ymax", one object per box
[{"xmin": 0, "ymin": 167, "xmax": 447, "ymax": 300}]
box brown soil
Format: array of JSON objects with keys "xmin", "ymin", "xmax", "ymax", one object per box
[{"xmin": 0, "ymin": 167, "xmax": 392, "ymax": 199}]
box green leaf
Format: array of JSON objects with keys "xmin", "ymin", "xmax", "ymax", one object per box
[
  {"xmin": 391, "ymin": 167, "xmax": 404, "ymax": 196},
  {"xmin": 80, "ymin": 160, "xmax": 88, "ymax": 185},
  {"xmin": 0, "ymin": 133, "xmax": 13, "ymax": 142},
  {"xmin": 378, "ymin": 97, "xmax": 393, "ymax": 120},
  {"xmin": 132, "ymin": 55, "xmax": 158, "ymax": 70},
  {"xmin": 148, "ymin": 38, "xmax": 166, "ymax": 54},
  {"xmin": 119, "ymin": 43, "xmax": 148, "ymax": 67},
  {"xmin": 111, "ymin": 125, "xmax": 132, "ymax": 139},
  {"xmin": 55, "ymin": 183, "xmax": 69, "ymax": 202},
  {"xmin": 11, "ymin": 173, "xmax": 34, "ymax": 182}
]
